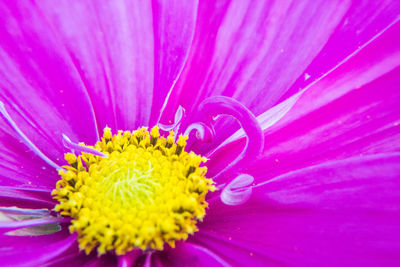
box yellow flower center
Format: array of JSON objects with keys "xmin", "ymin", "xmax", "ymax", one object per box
[{"xmin": 52, "ymin": 126, "xmax": 215, "ymax": 255}]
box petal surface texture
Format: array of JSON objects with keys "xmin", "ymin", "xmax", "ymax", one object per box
[
  {"xmin": 200, "ymin": 153, "xmax": 400, "ymax": 266},
  {"xmin": 207, "ymin": 17, "xmax": 400, "ymax": 179},
  {"xmin": 161, "ymin": 0, "xmax": 400, "ymax": 118},
  {"xmin": 0, "ymin": 230, "xmax": 76, "ymax": 266},
  {"xmin": 0, "ymin": 1, "xmax": 399, "ymax": 267}
]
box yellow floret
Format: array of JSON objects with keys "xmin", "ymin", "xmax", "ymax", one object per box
[{"xmin": 52, "ymin": 126, "xmax": 214, "ymax": 255}]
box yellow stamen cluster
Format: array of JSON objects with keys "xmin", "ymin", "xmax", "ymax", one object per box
[{"xmin": 52, "ymin": 126, "xmax": 214, "ymax": 255}]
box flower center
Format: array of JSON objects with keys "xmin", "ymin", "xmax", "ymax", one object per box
[{"xmin": 52, "ymin": 126, "xmax": 215, "ymax": 255}]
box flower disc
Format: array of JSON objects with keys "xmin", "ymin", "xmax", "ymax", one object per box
[{"xmin": 52, "ymin": 127, "xmax": 215, "ymax": 255}]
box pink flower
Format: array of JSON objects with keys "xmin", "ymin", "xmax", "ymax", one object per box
[{"xmin": 1, "ymin": 0, "xmax": 400, "ymax": 266}]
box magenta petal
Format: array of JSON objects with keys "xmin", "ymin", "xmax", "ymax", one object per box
[
  {"xmin": 243, "ymin": 67, "xmax": 400, "ymax": 182},
  {"xmin": 32, "ymin": 0, "xmax": 154, "ymax": 131},
  {"xmin": 283, "ymin": 0, "xmax": 400, "ymax": 101},
  {"xmin": 43, "ymin": 253, "xmax": 93, "ymax": 267},
  {"xmin": 0, "ymin": 2, "xmax": 100, "ymax": 163},
  {"xmin": 192, "ymin": 232, "xmax": 285, "ymax": 266},
  {"xmin": 83, "ymin": 255, "xmax": 118, "ymax": 267},
  {"xmin": 207, "ymin": 20, "xmax": 400, "ymax": 180},
  {"xmin": 168, "ymin": 3, "xmax": 400, "ymax": 161},
  {"xmin": 35, "ymin": 1, "xmax": 198, "ymax": 131},
  {"xmin": 0, "ymin": 114, "xmax": 62, "ymax": 189},
  {"xmin": 201, "ymin": 153, "xmax": 400, "ymax": 265},
  {"xmin": 0, "ymin": 230, "xmax": 76, "ymax": 266},
  {"xmin": 44, "ymin": 249, "xmax": 118, "ymax": 267},
  {"xmin": 0, "ymin": 135, "xmax": 58, "ymax": 189},
  {"xmin": 252, "ymin": 58, "xmax": 400, "ymax": 182},
  {"xmin": 161, "ymin": 0, "xmax": 400, "ymax": 122},
  {"xmin": 149, "ymin": 0, "xmax": 198, "ymax": 126},
  {"xmin": 117, "ymin": 250, "xmax": 142, "ymax": 267},
  {"xmin": 158, "ymin": 242, "xmax": 231, "ymax": 266},
  {"xmin": 162, "ymin": 0, "xmax": 347, "ymax": 118},
  {"xmin": 267, "ymin": 17, "xmax": 400, "ymax": 134},
  {"xmin": 0, "ymin": 186, "xmax": 54, "ymax": 209}
]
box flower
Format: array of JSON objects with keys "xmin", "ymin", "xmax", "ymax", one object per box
[{"xmin": 1, "ymin": 0, "xmax": 400, "ymax": 266}]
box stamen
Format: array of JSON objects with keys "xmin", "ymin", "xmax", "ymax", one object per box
[
  {"xmin": 0, "ymin": 101, "xmax": 62, "ymax": 171},
  {"xmin": 195, "ymin": 96, "xmax": 264, "ymax": 182},
  {"xmin": 184, "ymin": 122, "xmax": 214, "ymax": 142},
  {"xmin": 62, "ymin": 134, "xmax": 108, "ymax": 158},
  {"xmin": 158, "ymin": 105, "xmax": 185, "ymax": 132},
  {"xmin": 220, "ymin": 174, "xmax": 254, "ymax": 206}
]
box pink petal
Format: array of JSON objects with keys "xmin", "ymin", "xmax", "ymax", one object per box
[
  {"xmin": 282, "ymin": 0, "xmax": 400, "ymax": 102},
  {"xmin": 157, "ymin": 242, "xmax": 232, "ymax": 266},
  {"xmin": 0, "ymin": 133, "xmax": 58, "ymax": 189},
  {"xmin": 35, "ymin": 1, "xmax": 198, "ymax": 131},
  {"xmin": 0, "ymin": 229, "xmax": 77, "ymax": 266},
  {"xmin": 206, "ymin": 19, "xmax": 400, "ymax": 179},
  {"xmin": 43, "ymin": 253, "xmax": 93, "ymax": 267},
  {"xmin": 200, "ymin": 153, "xmax": 400, "ymax": 265},
  {"xmin": 0, "ymin": 2, "xmax": 100, "ymax": 164},
  {"xmin": 0, "ymin": 105, "xmax": 60, "ymax": 189},
  {"xmin": 44, "ymin": 250, "xmax": 116, "ymax": 267},
  {"xmin": 0, "ymin": 186, "xmax": 54, "ymax": 209},
  {"xmin": 252, "ymin": 31, "xmax": 400, "ymax": 182},
  {"xmin": 32, "ymin": 0, "xmax": 154, "ymax": 131},
  {"xmin": 84, "ymin": 255, "xmax": 117, "ymax": 267},
  {"xmin": 160, "ymin": 0, "xmax": 400, "ymax": 122},
  {"xmin": 149, "ymin": 0, "xmax": 198, "ymax": 126},
  {"xmin": 1, "ymin": 1, "xmax": 198, "ymax": 191},
  {"xmin": 117, "ymin": 250, "xmax": 142, "ymax": 267}
]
